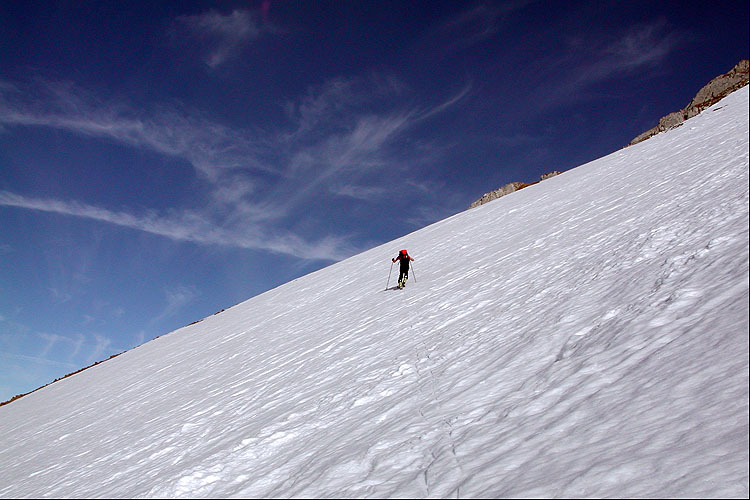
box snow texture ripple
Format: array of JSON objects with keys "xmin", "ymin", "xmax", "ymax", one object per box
[{"xmin": 0, "ymin": 87, "xmax": 748, "ymax": 499}]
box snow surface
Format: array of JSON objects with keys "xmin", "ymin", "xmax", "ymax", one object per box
[{"xmin": 1, "ymin": 87, "xmax": 748, "ymax": 499}]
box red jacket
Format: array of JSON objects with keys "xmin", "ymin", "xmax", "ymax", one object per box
[{"xmin": 392, "ymin": 251, "xmax": 414, "ymax": 267}]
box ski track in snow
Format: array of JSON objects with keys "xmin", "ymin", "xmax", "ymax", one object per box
[{"xmin": 0, "ymin": 88, "xmax": 748, "ymax": 499}]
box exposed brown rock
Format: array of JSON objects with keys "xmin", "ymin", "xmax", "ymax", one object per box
[
  {"xmin": 469, "ymin": 171, "xmax": 562, "ymax": 209},
  {"xmin": 469, "ymin": 182, "xmax": 528, "ymax": 209},
  {"xmin": 629, "ymin": 60, "xmax": 749, "ymax": 146},
  {"xmin": 470, "ymin": 61, "xmax": 748, "ymax": 210}
]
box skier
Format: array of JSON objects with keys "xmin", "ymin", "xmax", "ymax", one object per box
[{"xmin": 392, "ymin": 249, "xmax": 415, "ymax": 289}]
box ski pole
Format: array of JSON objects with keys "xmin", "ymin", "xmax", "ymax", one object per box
[
  {"xmin": 410, "ymin": 262, "xmax": 416, "ymax": 283},
  {"xmin": 385, "ymin": 261, "xmax": 394, "ymax": 290}
]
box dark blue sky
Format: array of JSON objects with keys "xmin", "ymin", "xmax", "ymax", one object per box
[{"xmin": 1, "ymin": 0, "xmax": 748, "ymax": 402}]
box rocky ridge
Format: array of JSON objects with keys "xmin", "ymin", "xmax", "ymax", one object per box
[
  {"xmin": 629, "ymin": 59, "xmax": 749, "ymax": 146},
  {"xmin": 468, "ymin": 173, "xmax": 561, "ymax": 209},
  {"xmin": 469, "ymin": 60, "xmax": 749, "ymax": 209}
]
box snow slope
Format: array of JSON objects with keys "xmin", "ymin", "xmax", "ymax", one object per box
[{"xmin": 0, "ymin": 87, "xmax": 748, "ymax": 499}]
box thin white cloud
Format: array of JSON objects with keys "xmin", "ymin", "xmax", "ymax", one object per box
[
  {"xmin": 329, "ymin": 184, "xmax": 389, "ymax": 202},
  {"xmin": 438, "ymin": 4, "xmax": 503, "ymax": 49},
  {"xmin": 48, "ymin": 288, "xmax": 73, "ymax": 304},
  {"xmin": 528, "ymin": 20, "xmax": 682, "ymax": 111},
  {"xmin": 0, "ymin": 71, "xmax": 470, "ymax": 259},
  {"xmin": 428, "ymin": 1, "xmax": 537, "ymax": 53},
  {"xmin": 0, "ymin": 351, "xmax": 77, "ymax": 369},
  {"xmin": 69, "ymin": 333, "xmax": 86, "ymax": 359},
  {"xmin": 0, "ymin": 190, "xmax": 348, "ymax": 260},
  {"xmin": 284, "ymin": 77, "xmax": 359, "ymax": 140},
  {"xmin": 86, "ymin": 334, "xmax": 113, "ymax": 365},
  {"xmin": 0, "ymin": 80, "xmax": 274, "ymax": 181},
  {"xmin": 0, "ymin": 80, "xmax": 352, "ymax": 259},
  {"xmin": 38, "ymin": 333, "xmax": 67, "ymax": 357},
  {"xmin": 283, "ymin": 112, "xmax": 413, "ymax": 206},
  {"xmin": 604, "ymin": 21, "xmax": 680, "ymax": 70},
  {"xmin": 173, "ymin": 8, "xmax": 278, "ymax": 68},
  {"xmin": 134, "ymin": 330, "xmax": 147, "ymax": 348},
  {"xmin": 149, "ymin": 286, "xmax": 200, "ymax": 326},
  {"xmin": 283, "ymin": 73, "xmax": 410, "ymax": 142},
  {"xmin": 413, "ymin": 82, "xmax": 472, "ymax": 123},
  {"xmin": 36, "ymin": 331, "xmax": 108, "ymax": 367},
  {"xmin": 574, "ymin": 21, "xmax": 681, "ymax": 88},
  {"xmin": 283, "ymin": 79, "xmax": 470, "ymax": 205}
]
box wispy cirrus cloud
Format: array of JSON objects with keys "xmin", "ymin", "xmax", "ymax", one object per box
[
  {"xmin": 0, "ymin": 74, "xmax": 436, "ymax": 190},
  {"xmin": 282, "ymin": 111, "xmax": 412, "ymax": 205},
  {"xmin": 283, "ymin": 74, "xmax": 470, "ymax": 174},
  {"xmin": 423, "ymin": 1, "xmax": 537, "ymax": 53},
  {"xmin": 172, "ymin": 8, "xmax": 277, "ymax": 68},
  {"xmin": 528, "ymin": 20, "xmax": 683, "ymax": 111},
  {"xmin": 573, "ymin": 21, "xmax": 682, "ymax": 86},
  {"xmin": 0, "ymin": 351, "xmax": 77, "ymax": 369},
  {"xmin": 329, "ymin": 184, "xmax": 389, "ymax": 201},
  {"xmin": 35, "ymin": 331, "xmax": 109, "ymax": 367},
  {"xmin": 85, "ymin": 334, "xmax": 113, "ymax": 365},
  {"xmin": 38, "ymin": 333, "xmax": 69, "ymax": 358},
  {"xmin": 0, "ymin": 71, "xmax": 470, "ymax": 259},
  {"xmin": 150, "ymin": 286, "xmax": 200, "ymax": 326},
  {"xmin": 312, "ymin": 112, "xmax": 413, "ymax": 173},
  {"xmin": 438, "ymin": 4, "xmax": 504, "ymax": 49},
  {"xmin": 0, "ymin": 190, "xmax": 347, "ymax": 260},
  {"xmin": 282, "ymin": 73, "xmax": 410, "ymax": 144},
  {"xmin": 0, "ymin": 78, "xmax": 369, "ymax": 258},
  {"xmin": 0, "ymin": 79, "xmax": 273, "ymax": 181}
]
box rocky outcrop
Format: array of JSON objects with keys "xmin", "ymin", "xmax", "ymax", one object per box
[
  {"xmin": 469, "ymin": 61, "xmax": 748, "ymax": 210},
  {"xmin": 629, "ymin": 60, "xmax": 749, "ymax": 146},
  {"xmin": 469, "ymin": 171, "xmax": 562, "ymax": 209},
  {"xmin": 469, "ymin": 182, "xmax": 527, "ymax": 209},
  {"xmin": 540, "ymin": 171, "xmax": 562, "ymax": 181}
]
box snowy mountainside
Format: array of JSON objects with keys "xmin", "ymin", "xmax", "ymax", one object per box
[{"xmin": 0, "ymin": 87, "xmax": 748, "ymax": 499}]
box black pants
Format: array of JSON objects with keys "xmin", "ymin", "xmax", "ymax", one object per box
[{"xmin": 399, "ymin": 266, "xmax": 409, "ymax": 283}]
